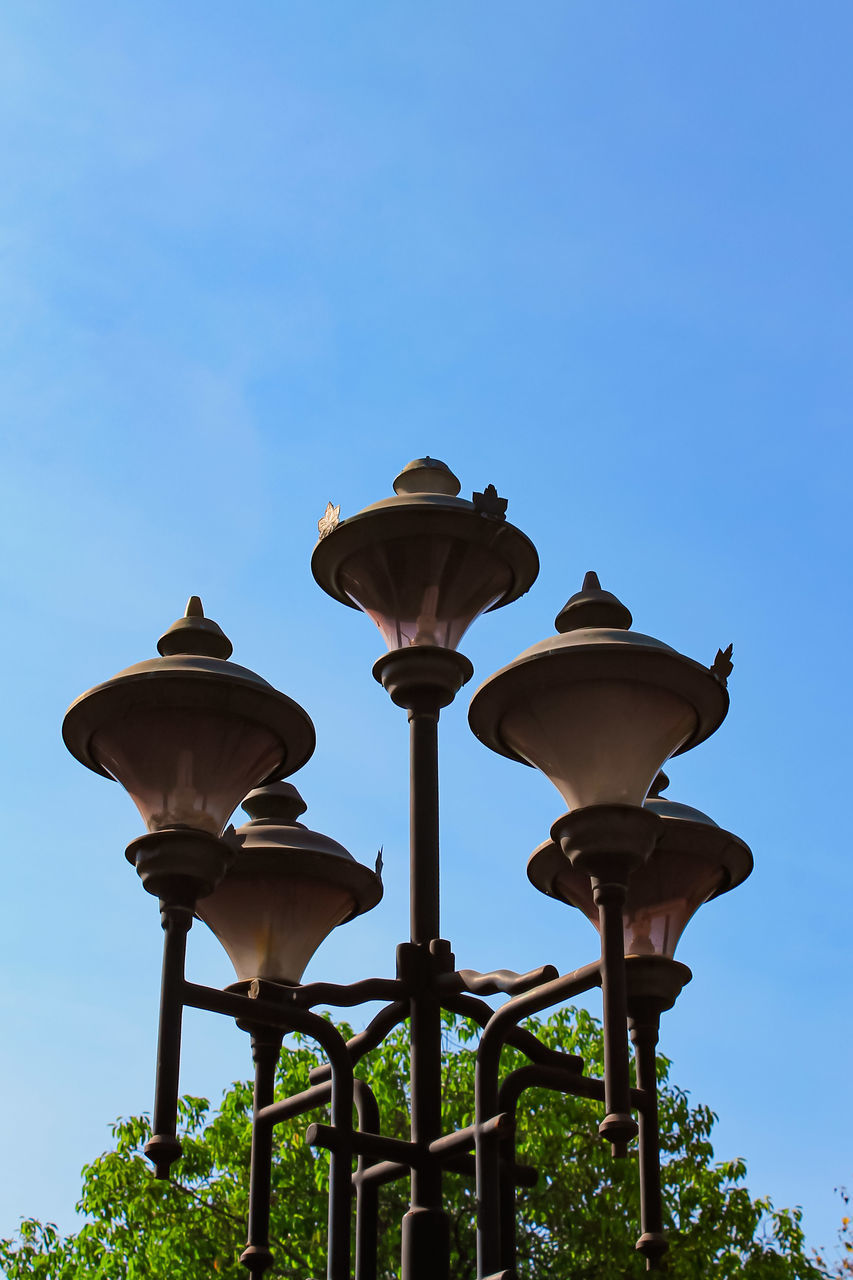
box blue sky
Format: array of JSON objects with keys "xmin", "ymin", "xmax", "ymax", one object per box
[{"xmin": 1, "ymin": 0, "xmax": 851, "ymax": 1263}]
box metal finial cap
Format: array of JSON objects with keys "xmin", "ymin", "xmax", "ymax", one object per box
[
  {"xmin": 157, "ymin": 596, "xmax": 234, "ymax": 659},
  {"xmin": 554, "ymin": 571, "xmax": 633, "ymax": 633},
  {"xmin": 241, "ymin": 782, "xmax": 308, "ymax": 824},
  {"xmin": 392, "ymin": 457, "xmax": 461, "ymax": 497}
]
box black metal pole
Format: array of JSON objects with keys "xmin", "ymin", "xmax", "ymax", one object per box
[
  {"xmin": 403, "ymin": 702, "xmax": 450, "ymax": 1280},
  {"xmin": 474, "ymin": 1052, "xmax": 504, "ymax": 1280},
  {"xmin": 371, "ymin": 647, "xmax": 473, "ymax": 1280},
  {"xmin": 625, "ymin": 956, "xmax": 691, "ymax": 1273},
  {"xmin": 241, "ymin": 1028, "xmax": 283, "ymax": 1279},
  {"xmin": 144, "ymin": 900, "xmax": 192, "ymax": 1179},
  {"xmin": 409, "ymin": 709, "xmax": 440, "ymax": 945},
  {"xmin": 630, "ymin": 1012, "xmax": 668, "ymax": 1270},
  {"xmin": 552, "ymin": 805, "xmax": 662, "ymax": 1159},
  {"xmin": 354, "ymin": 1079, "xmax": 381, "ymax": 1280},
  {"xmin": 325, "ymin": 1024, "xmax": 356, "ymax": 1280},
  {"xmin": 593, "ymin": 881, "xmax": 637, "ymax": 1157}
]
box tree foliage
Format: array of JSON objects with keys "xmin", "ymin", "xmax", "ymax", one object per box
[
  {"xmin": 0, "ymin": 1008, "xmax": 838, "ymax": 1278},
  {"xmin": 814, "ymin": 1190, "xmax": 853, "ymax": 1279}
]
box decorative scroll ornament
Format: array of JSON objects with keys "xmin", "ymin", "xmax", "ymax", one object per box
[
  {"xmin": 317, "ymin": 501, "xmax": 341, "ymax": 540},
  {"xmin": 711, "ymin": 643, "xmax": 734, "ymax": 687},
  {"xmin": 472, "ymin": 483, "xmax": 508, "ymax": 519}
]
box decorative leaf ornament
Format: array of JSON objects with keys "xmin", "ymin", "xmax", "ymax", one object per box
[
  {"xmin": 472, "ymin": 483, "xmax": 508, "ymax": 519},
  {"xmin": 711, "ymin": 643, "xmax": 734, "ymax": 687},
  {"xmin": 317, "ymin": 502, "xmax": 341, "ymax": 540}
]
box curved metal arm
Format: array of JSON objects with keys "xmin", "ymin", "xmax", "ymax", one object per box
[
  {"xmin": 248, "ymin": 975, "xmax": 405, "ymax": 1009},
  {"xmin": 441, "ymin": 990, "xmax": 586, "ymax": 1073},
  {"xmin": 241, "ymin": 1005, "xmax": 354, "ymax": 1280},
  {"xmin": 440, "ymin": 964, "xmax": 558, "ymax": 997},
  {"xmin": 498, "ymin": 1063, "xmax": 586, "ymax": 1274},
  {"xmin": 474, "ymin": 962, "xmax": 601, "ymax": 1279},
  {"xmin": 476, "ymin": 961, "xmax": 602, "ymax": 1110},
  {"xmin": 309, "ymin": 1000, "xmax": 409, "ymax": 1086}
]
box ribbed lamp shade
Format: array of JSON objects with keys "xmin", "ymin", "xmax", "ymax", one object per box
[
  {"xmin": 336, "ymin": 535, "xmax": 514, "ymax": 651},
  {"xmin": 92, "ymin": 710, "xmax": 284, "ymax": 836}
]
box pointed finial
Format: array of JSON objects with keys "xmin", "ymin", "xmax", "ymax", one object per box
[
  {"xmin": 375, "ymin": 846, "xmax": 384, "ymax": 879},
  {"xmin": 393, "ymin": 457, "xmax": 461, "ymax": 497},
  {"xmin": 554, "ymin": 571, "xmax": 633, "ymax": 633},
  {"xmin": 157, "ymin": 596, "xmax": 234, "ymax": 659}
]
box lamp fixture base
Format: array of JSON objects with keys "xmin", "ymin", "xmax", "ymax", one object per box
[
  {"xmin": 626, "ymin": 955, "xmax": 693, "ymax": 1021},
  {"xmin": 126, "ymin": 827, "xmax": 234, "ymax": 904},
  {"xmin": 599, "ymin": 1111, "xmax": 637, "ymax": 1152},
  {"xmin": 143, "ymin": 1132, "xmax": 182, "ymax": 1180},
  {"xmin": 239, "ymin": 1243, "xmax": 274, "ymax": 1277},
  {"xmin": 636, "ymin": 1230, "xmax": 668, "ymax": 1268},
  {"xmin": 551, "ymin": 804, "xmax": 663, "ymax": 884},
  {"xmin": 373, "ymin": 645, "xmax": 474, "ymax": 712}
]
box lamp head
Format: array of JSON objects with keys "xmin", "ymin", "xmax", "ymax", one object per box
[
  {"xmin": 63, "ymin": 598, "xmax": 315, "ymax": 837},
  {"xmin": 311, "ymin": 458, "xmax": 539, "ymax": 651},
  {"xmin": 469, "ymin": 573, "xmax": 730, "ymax": 811},
  {"xmin": 528, "ymin": 773, "xmax": 753, "ymax": 959},
  {"xmin": 196, "ymin": 785, "xmax": 383, "ymax": 985}
]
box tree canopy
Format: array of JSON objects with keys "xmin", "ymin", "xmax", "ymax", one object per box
[{"xmin": 0, "ymin": 1007, "xmax": 841, "ymax": 1278}]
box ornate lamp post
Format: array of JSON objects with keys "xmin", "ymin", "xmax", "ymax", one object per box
[{"xmin": 63, "ymin": 459, "xmax": 751, "ymax": 1280}]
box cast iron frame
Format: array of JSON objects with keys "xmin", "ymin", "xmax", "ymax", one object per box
[{"xmin": 133, "ymin": 644, "xmax": 688, "ymax": 1280}]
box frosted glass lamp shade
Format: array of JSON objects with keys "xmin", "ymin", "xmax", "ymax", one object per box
[
  {"xmin": 91, "ymin": 709, "xmax": 284, "ymax": 836},
  {"xmin": 197, "ymin": 874, "xmax": 356, "ymax": 984},
  {"xmin": 528, "ymin": 784, "xmax": 752, "ymax": 959},
  {"xmin": 498, "ymin": 679, "xmax": 697, "ymax": 810},
  {"xmin": 469, "ymin": 573, "xmax": 730, "ymax": 810},
  {"xmin": 196, "ymin": 784, "xmax": 383, "ymax": 985},
  {"xmin": 533, "ymin": 846, "xmax": 724, "ymax": 959},
  {"xmin": 337, "ymin": 534, "xmax": 513, "ymax": 650},
  {"xmin": 620, "ymin": 853, "xmax": 724, "ymax": 957}
]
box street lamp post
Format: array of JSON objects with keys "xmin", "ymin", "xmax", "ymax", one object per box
[{"xmin": 63, "ymin": 458, "xmax": 751, "ymax": 1280}]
